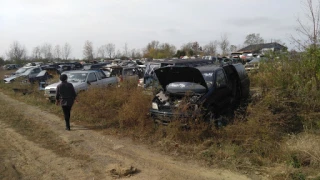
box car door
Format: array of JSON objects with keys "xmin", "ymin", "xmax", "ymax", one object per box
[
  {"xmin": 210, "ymin": 69, "xmax": 232, "ymax": 111},
  {"xmin": 29, "ymin": 68, "xmax": 41, "ymax": 78},
  {"xmin": 123, "ymin": 68, "xmax": 138, "ymax": 82},
  {"xmin": 87, "ymin": 72, "xmax": 99, "ymax": 87}
]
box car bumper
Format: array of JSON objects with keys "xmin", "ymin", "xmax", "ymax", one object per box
[
  {"xmin": 150, "ymin": 109, "xmax": 194, "ymax": 125},
  {"xmin": 44, "ymin": 94, "xmax": 56, "ymax": 100}
]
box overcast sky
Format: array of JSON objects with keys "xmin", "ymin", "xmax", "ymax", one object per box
[{"xmin": 0, "ymin": 0, "xmax": 305, "ymax": 59}]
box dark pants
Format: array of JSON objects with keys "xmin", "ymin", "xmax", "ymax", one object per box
[{"xmin": 62, "ymin": 106, "xmax": 72, "ymax": 129}]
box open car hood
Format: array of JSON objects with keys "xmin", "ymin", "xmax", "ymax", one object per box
[{"xmin": 155, "ymin": 66, "xmax": 208, "ymax": 91}]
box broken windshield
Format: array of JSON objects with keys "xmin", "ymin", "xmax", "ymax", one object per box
[{"xmin": 63, "ymin": 72, "xmax": 88, "ymax": 82}]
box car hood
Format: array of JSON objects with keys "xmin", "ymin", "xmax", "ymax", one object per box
[
  {"xmin": 4, "ymin": 74, "xmax": 23, "ymax": 82},
  {"xmin": 155, "ymin": 66, "xmax": 208, "ymax": 91}
]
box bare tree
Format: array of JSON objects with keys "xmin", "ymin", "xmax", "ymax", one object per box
[
  {"xmin": 32, "ymin": 46, "xmax": 42, "ymax": 60},
  {"xmin": 191, "ymin": 42, "xmax": 201, "ymax": 56},
  {"xmin": 53, "ymin": 45, "xmax": 62, "ymax": 60},
  {"xmin": 135, "ymin": 49, "xmax": 142, "ymax": 59},
  {"xmin": 229, "ymin": 45, "xmax": 238, "ymax": 53},
  {"xmin": 62, "ymin": 43, "xmax": 72, "ymax": 60},
  {"xmin": 115, "ymin": 50, "xmax": 122, "ymax": 59},
  {"xmin": 180, "ymin": 42, "xmax": 201, "ymax": 56},
  {"xmin": 0, "ymin": 56, "xmax": 4, "ymax": 66},
  {"xmin": 292, "ymin": 0, "xmax": 320, "ymax": 90},
  {"xmin": 83, "ymin": 40, "xmax": 94, "ymax": 61},
  {"xmin": 291, "ymin": 0, "xmax": 320, "ymax": 50},
  {"xmin": 244, "ymin": 33, "xmax": 265, "ymax": 46},
  {"xmin": 146, "ymin": 40, "xmax": 160, "ymax": 51},
  {"xmin": 41, "ymin": 43, "xmax": 53, "ymax": 60},
  {"xmin": 97, "ymin": 46, "xmax": 106, "ymax": 59},
  {"xmin": 6, "ymin": 41, "xmax": 27, "ymax": 61},
  {"xmin": 131, "ymin": 49, "xmax": 137, "ymax": 59},
  {"xmin": 123, "ymin": 43, "xmax": 129, "ymax": 58},
  {"xmin": 203, "ymin": 41, "xmax": 218, "ymax": 56},
  {"xmin": 105, "ymin": 43, "xmax": 115, "ymax": 59},
  {"xmin": 97, "ymin": 43, "xmax": 115, "ymax": 59},
  {"xmin": 220, "ymin": 34, "xmax": 230, "ymax": 56}
]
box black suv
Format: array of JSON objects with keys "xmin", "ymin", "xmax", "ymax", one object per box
[{"xmin": 150, "ymin": 63, "xmax": 250, "ymax": 125}]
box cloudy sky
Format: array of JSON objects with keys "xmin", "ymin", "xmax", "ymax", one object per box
[{"xmin": 0, "ymin": 0, "xmax": 305, "ymax": 59}]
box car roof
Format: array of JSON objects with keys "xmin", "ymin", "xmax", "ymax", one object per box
[
  {"xmin": 22, "ymin": 66, "xmax": 39, "ymax": 69},
  {"xmin": 109, "ymin": 66, "xmax": 137, "ymax": 69},
  {"xmin": 196, "ymin": 65, "xmax": 221, "ymax": 72},
  {"xmin": 149, "ymin": 58, "xmax": 212, "ymax": 64},
  {"xmin": 63, "ymin": 70, "xmax": 100, "ymax": 73}
]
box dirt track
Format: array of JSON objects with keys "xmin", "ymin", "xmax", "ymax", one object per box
[{"xmin": 0, "ymin": 92, "xmax": 251, "ymax": 180}]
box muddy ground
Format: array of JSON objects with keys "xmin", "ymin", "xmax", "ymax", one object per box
[{"xmin": 0, "ymin": 92, "xmax": 255, "ymax": 180}]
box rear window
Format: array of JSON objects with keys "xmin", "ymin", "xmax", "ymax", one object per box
[{"xmin": 110, "ymin": 68, "xmax": 122, "ymax": 77}]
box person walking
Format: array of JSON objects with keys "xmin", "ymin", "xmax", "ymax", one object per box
[{"xmin": 55, "ymin": 74, "xmax": 77, "ymax": 131}]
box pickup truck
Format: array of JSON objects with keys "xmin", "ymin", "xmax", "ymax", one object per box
[
  {"xmin": 150, "ymin": 63, "xmax": 250, "ymax": 125},
  {"xmin": 44, "ymin": 69, "xmax": 118, "ymax": 101}
]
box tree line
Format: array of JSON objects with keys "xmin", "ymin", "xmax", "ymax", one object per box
[{"xmin": 3, "ymin": 32, "xmax": 283, "ymax": 64}]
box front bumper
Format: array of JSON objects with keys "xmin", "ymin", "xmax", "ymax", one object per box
[
  {"xmin": 150, "ymin": 109, "xmax": 195, "ymax": 125},
  {"xmin": 44, "ymin": 93, "xmax": 56, "ymax": 101}
]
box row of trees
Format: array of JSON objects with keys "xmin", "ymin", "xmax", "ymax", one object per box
[
  {"xmin": 3, "ymin": 33, "xmax": 284, "ymax": 62},
  {"xmin": 82, "ymin": 41, "xmax": 143, "ymax": 61},
  {"xmin": 5, "ymin": 41, "xmax": 72, "ymax": 62},
  {"xmin": 31, "ymin": 43, "xmax": 72, "ymax": 61}
]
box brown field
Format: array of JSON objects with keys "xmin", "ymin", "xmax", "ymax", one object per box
[{"xmin": 0, "ymin": 60, "xmax": 320, "ymax": 180}]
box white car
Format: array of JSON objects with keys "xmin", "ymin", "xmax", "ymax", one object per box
[{"xmin": 4, "ymin": 66, "xmax": 43, "ymax": 83}]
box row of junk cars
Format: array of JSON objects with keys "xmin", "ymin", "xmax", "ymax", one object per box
[{"xmin": 2, "ymin": 56, "xmax": 260, "ymax": 126}]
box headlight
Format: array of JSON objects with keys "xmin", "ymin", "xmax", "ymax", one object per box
[{"xmin": 152, "ymin": 102, "xmax": 158, "ymax": 110}]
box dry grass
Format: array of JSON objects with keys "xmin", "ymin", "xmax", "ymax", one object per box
[
  {"xmin": 0, "ymin": 94, "xmax": 87, "ymax": 160},
  {"xmin": 72, "ymin": 81, "xmax": 154, "ymax": 138},
  {"xmin": 286, "ymin": 134, "xmax": 320, "ymax": 167},
  {"xmin": 1, "ymin": 59, "xmax": 320, "ymax": 178}
]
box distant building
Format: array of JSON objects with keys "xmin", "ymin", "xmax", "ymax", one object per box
[{"xmin": 237, "ymin": 43, "xmax": 287, "ymax": 54}]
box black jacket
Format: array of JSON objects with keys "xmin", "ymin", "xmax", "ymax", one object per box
[{"xmin": 56, "ymin": 81, "xmax": 77, "ymax": 106}]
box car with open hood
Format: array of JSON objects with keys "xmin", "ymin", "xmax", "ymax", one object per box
[
  {"xmin": 143, "ymin": 59, "xmax": 215, "ymax": 89},
  {"xmin": 150, "ymin": 63, "xmax": 250, "ymax": 125}
]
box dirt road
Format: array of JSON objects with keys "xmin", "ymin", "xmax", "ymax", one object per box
[{"xmin": 0, "ymin": 92, "xmax": 251, "ymax": 180}]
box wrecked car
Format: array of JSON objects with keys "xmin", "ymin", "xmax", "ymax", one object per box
[
  {"xmin": 150, "ymin": 63, "xmax": 250, "ymax": 125},
  {"xmin": 3, "ymin": 66, "xmax": 49, "ymax": 83},
  {"xmin": 143, "ymin": 59, "xmax": 215, "ymax": 88}
]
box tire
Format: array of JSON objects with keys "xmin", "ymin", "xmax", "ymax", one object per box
[{"xmin": 204, "ymin": 109, "xmax": 227, "ymax": 128}]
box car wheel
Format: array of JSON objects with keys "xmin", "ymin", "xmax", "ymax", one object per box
[{"xmin": 204, "ymin": 110, "xmax": 227, "ymax": 128}]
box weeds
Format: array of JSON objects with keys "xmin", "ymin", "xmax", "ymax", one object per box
[{"xmin": 1, "ymin": 52, "xmax": 320, "ymax": 178}]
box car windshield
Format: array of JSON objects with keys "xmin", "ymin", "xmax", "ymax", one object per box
[
  {"xmin": 63, "ymin": 72, "xmax": 88, "ymax": 82},
  {"xmin": 104, "ymin": 69, "xmax": 111, "ymax": 77},
  {"xmin": 249, "ymin": 58, "xmax": 260, "ymax": 63},
  {"xmin": 202, "ymin": 71, "xmax": 213, "ymax": 87},
  {"xmin": 15, "ymin": 67, "xmax": 28, "ymax": 74},
  {"xmin": 145, "ymin": 63, "xmax": 160, "ymax": 75},
  {"xmin": 21, "ymin": 68, "xmax": 33, "ymax": 76}
]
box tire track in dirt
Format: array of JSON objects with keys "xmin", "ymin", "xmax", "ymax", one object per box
[
  {"xmin": 0, "ymin": 92, "xmax": 251, "ymax": 180},
  {"xmin": 0, "ymin": 121, "xmax": 94, "ymax": 180}
]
